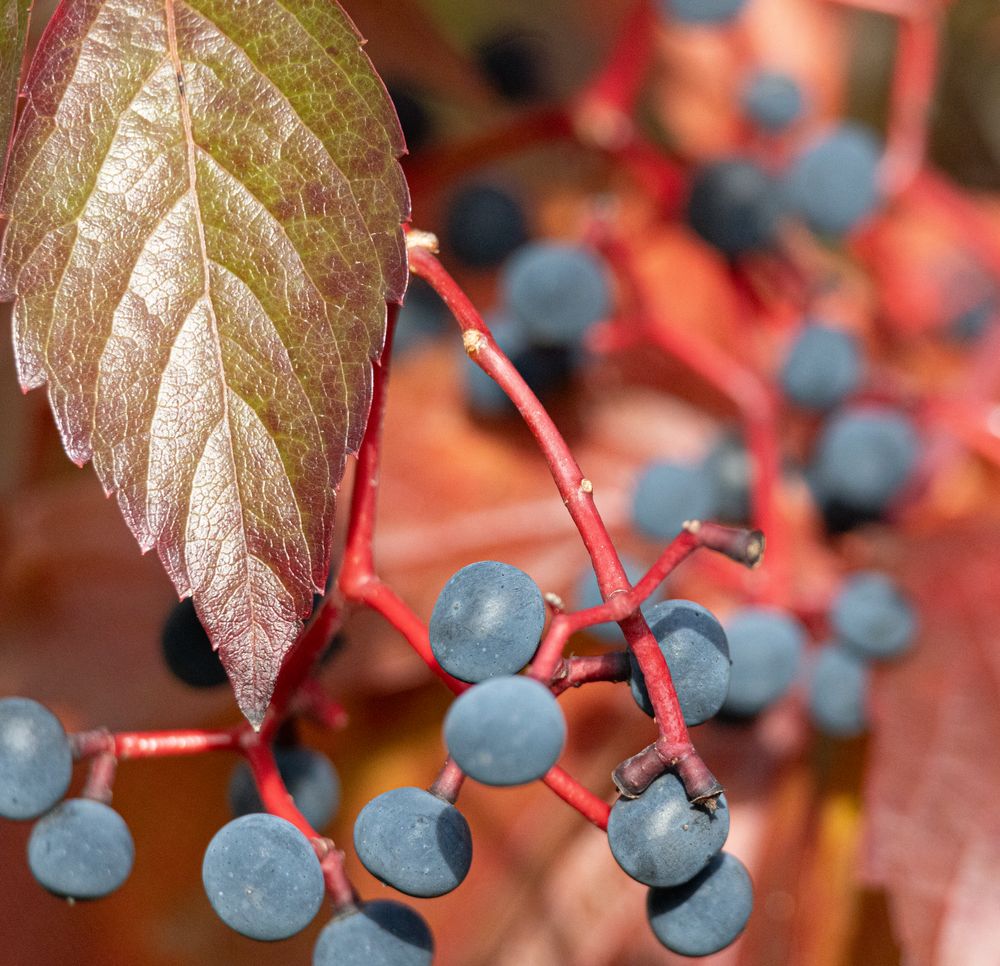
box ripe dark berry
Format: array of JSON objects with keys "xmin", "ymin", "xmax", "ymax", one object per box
[
  {"xmin": 28, "ymin": 798, "xmax": 134, "ymax": 899},
  {"xmin": 354, "ymin": 786, "xmax": 472, "ymax": 897},
  {"xmin": 443, "ymin": 676, "xmax": 566, "ymax": 786},
  {"xmin": 202, "ymin": 813, "xmax": 324, "ymax": 941},
  {"xmin": 313, "ymin": 900, "xmax": 433, "ymax": 966},
  {"xmin": 629, "ymin": 599, "xmax": 731, "ymax": 726},
  {"xmin": 647, "ymin": 851, "xmax": 753, "ymax": 956},
  {"xmin": 0, "ymin": 697, "xmax": 73, "ymax": 820},
  {"xmin": 608, "ymin": 771, "xmax": 730, "ymax": 887},
  {"xmin": 429, "ymin": 560, "xmax": 545, "ymax": 683}
]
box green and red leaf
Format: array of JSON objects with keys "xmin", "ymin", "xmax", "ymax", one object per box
[
  {"xmin": 0, "ymin": 0, "xmax": 31, "ymax": 188},
  {"xmin": 0, "ymin": 0, "xmax": 409, "ymax": 726}
]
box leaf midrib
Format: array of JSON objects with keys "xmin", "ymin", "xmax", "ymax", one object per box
[{"xmin": 165, "ymin": 0, "xmax": 265, "ymax": 661}]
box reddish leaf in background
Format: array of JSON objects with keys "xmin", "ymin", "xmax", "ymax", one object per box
[
  {"xmin": 0, "ymin": 0, "xmax": 409, "ymax": 726},
  {"xmin": 865, "ymin": 521, "xmax": 1000, "ymax": 965}
]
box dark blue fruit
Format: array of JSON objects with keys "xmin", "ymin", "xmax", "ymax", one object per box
[
  {"xmin": 354, "ymin": 786, "xmax": 472, "ymax": 897},
  {"xmin": 647, "ymin": 851, "xmax": 753, "ymax": 956},
  {"xmin": 721, "ymin": 606, "xmax": 806, "ymax": 717},
  {"xmin": 202, "ymin": 813, "xmax": 324, "ymax": 941},
  {"xmin": 161, "ymin": 597, "xmax": 228, "ymax": 687},
  {"xmin": 444, "ymin": 183, "xmax": 528, "ymax": 268},
  {"xmin": 443, "ymin": 676, "xmax": 566, "ymax": 785},
  {"xmin": 808, "ymin": 643, "xmax": 869, "ymax": 737},
  {"xmin": 702, "ymin": 433, "xmax": 752, "ymax": 524},
  {"xmin": 632, "ymin": 460, "xmax": 719, "ymax": 541},
  {"xmin": 0, "ymin": 697, "xmax": 72, "ymax": 820},
  {"xmin": 809, "ymin": 405, "xmax": 919, "ymax": 517},
  {"xmin": 228, "ymin": 746, "xmax": 340, "ymax": 831},
  {"xmin": 658, "ymin": 0, "xmax": 748, "ymax": 25},
  {"xmin": 608, "ymin": 771, "xmax": 729, "ymax": 887},
  {"xmin": 783, "ymin": 123, "xmax": 882, "ymax": 236},
  {"xmin": 687, "ymin": 158, "xmax": 783, "ymax": 257},
  {"xmin": 28, "ymin": 798, "xmax": 134, "ymax": 899},
  {"xmin": 500, "ymin": 242, "xmax": 611, "ymax": 346},
  {"xmin": 313, "ymin": 900, "xmax": 433, "ymax": 966},
  {"xmin": 629, "ymin": 599, "xmax": 731, "ymax": 725},
  {"xmin": 830, "ymin": 571, "xmax": 917, "ymax": 660},
  {"xmin": 429, "ymin": 560, "xmax": 545, "ymax": 683},
  {"xmin": 742, "ymin": 70, "xmax": 804, "ymax": 131},
  {"xmin": 780, "ymin": 323, "xmax": 862, "ymax": 410}
]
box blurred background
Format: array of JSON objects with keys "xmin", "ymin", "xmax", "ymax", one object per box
[{"xmin": 2, "ymin": 1, "xmax": 1000, "ymax": 963}]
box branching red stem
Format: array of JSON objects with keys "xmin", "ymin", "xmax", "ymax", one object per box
[
  {"xmin": 429, "ymin": 758, "xmax": 466, "ymax": 804},
  {"xmin": 543, "ymin": 766, "xmax": 611, "ymax": 830},
  {"xmin": 550, "ymin": 652, "xmax": 631, "ymax": 696},
  {"xmin": 408, "ymin": 244, "xmax": 718, "ymax": 802}
]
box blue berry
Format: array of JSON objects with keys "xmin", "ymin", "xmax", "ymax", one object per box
[
  {"xmin": 386, "ymin": 83, "xmax": 432, "ymax": 153},
  {"xmin": 313, "ymin": 900, "xmax": 433, "ymax": 966},
  {"xmin": 429, "ymin": 560, "xmax": 545, "ymax": 683},
  {"xmin": 809, "ymin": 405, "xmax": 919, "ymax": 517},
  {"xmin": 574, "ymin": 555, "xmax": 654, "ymax": 643},
  {"xmin": 687, "ymin": 158, "xmax": 783, "ymax": 257},
  {"xmin": 808, "ymin": 643, "xmax": 869, "ymax": 737},
  {"xmin": 444, "ymin": 183, "xmax": 528, "ymax": 268},
  {"xmin": 464, "ymin": 314, "xmax": 526, "ymax": 416},
  {"xmin": 629, "ymin": 600, "xmax": 731, "ymax": 726},
  {"xmin": 742, "ymin": 70, "xmax": 804, "ymax": 131},
  {"xmin": 394, "ymin": 277, "xmax": 448, "ymax": 354},
  {"xmin": 500, "ymin": 242, "xmax": 611, "ymax": 346},
  {"xmin": 721, "ymin": 607, "xmax": 806, "ymax": 717},
  {"xmin": 464, "ymin": 314, "xmax": 578, "ymax": 417},
  {"xmin": 608, "ymin": 771, "xmax": 730, "ymax": 887},
  {"xmin": 475, "ymin": 29, "xmax": 550, "ymax": 103},
  {"xmin": 948, "ymin": 295, "xmax": 996, "ymax": 343},
  {"xmin": 28, "ymin": 798, "xmax": 134, "ymax": 899},
  {"xmin": 0, "ymin": 697, "xmax": 72, "ymax": 820},
  {"xmin": 354, "ymin": 786, "xmax": 472, "ymax": 897},
  {"xmin": 632, "ymin": 460, "xmax": 719, "ymax": 541},
  {"xmin": 780, "ymin": 323, "xmax": 862, "ymax": 410},
  {"xmin": 161, "ymin": 597, "xmax": 228, "ymax": 687},
  {"xmin": 647, "ymin": 852, "xmax": 753, "ymax": 956},
  {"xmin": 703, "ymin": 432, "xmax": 752, "ymax": 524},
  {"xmin": 783, "ymin": 123, "xmax": 882, "ymax": 236},
  {"xmin": 658, "ymin": 0, "xmax": 748, "ymax": 25},
  {"xmin": 228, "ymin": 746, "xmax": 340, "ymax": 831},
  {"xmin": 443, "ymin": 676, "xmax": 566, "ymax": 786},
  {"xmin": 830, "ymin": 571, "xmax": 917, "ymax": 660},
  {"xmin": 202, "ymin": 813, "xmax": 324, "ymax": 941}
]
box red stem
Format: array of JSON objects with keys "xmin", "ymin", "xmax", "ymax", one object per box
[
  {"xmin": 244, "ymin": 740, "xmax": 357, "ymax": 908},
  {"xmin": 71, "ymin": 727, "xmax": 243, "ymax": 760},
  {"xmin": 593, "ymin": 228, "xmax": 786, "ymax": 601},
  {"xmin": 543, "ymin": 766, "xmax": 611, "ymax": 830},
  {"xmin": 260, "ymin": 597, "xmax": 343, "ymax": 741},
  {"xmin": 292, "ymin": 679, "xmax": 349, "ymax": 732},
  {"xmin": 81, "ymin": 753, "xmax": 117, "ymax": 804},
  {"xmin": 550, "ymin": 652, "xmax": 632, "ymax": 696},
  {"xmin": 573, "ymin": 1, "xmax": 657, "ymax": 150},
  {"xmin": 531, "ymin": 522, "xmax": 762, "ymax": 683},
  {"xmin": 408, "ymin": 245, "xmax": 709, "ymax": 795},
  {"xmin": 330, "ymin": 272, "xmax": 613, "ymax": 823},
  {"xmin": 429, "ymin": 758, "xmax": 466, "ymax": 804},
  {"xmin": 882, "ymin": 11, "xmax": 940, "ymax": 196}
]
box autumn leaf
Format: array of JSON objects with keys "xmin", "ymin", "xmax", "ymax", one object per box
[
  {"xmin": 0, "ymin": 0, "xmax": 409, "ymax": 726},
  {"xmin": 864, "ymin": 521, "xmax": 1000, "ymax": 965},
  {"xmin": 0, "ymin": 0, "xmax": 30, "ymax": 179}
]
